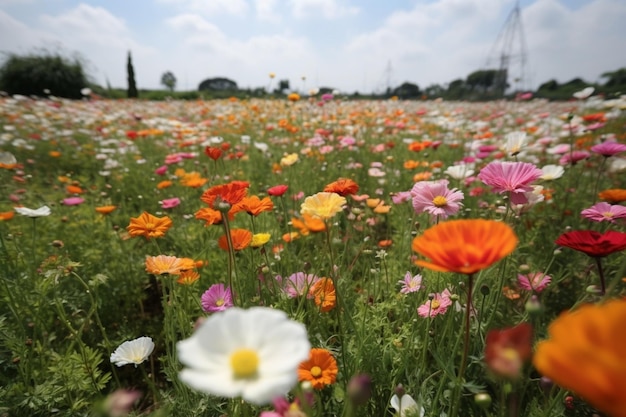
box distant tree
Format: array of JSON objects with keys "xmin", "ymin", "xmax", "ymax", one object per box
[
  {"xmin": 198, "ymin": 77, "xmax": 238, "ymax": 91},
  {"xmin": 601, "ymin": 68, "xmax": 626, "ymax": 87},
  {"xmin": 563, "ymin": 78, "xmax": 587, "ymax": 88},
  {"xmin": 423, "ymin": 84, "xmax": 445, "ymax": 98},
  {"xmin": 0, "ymin": 51, "xmax": 89, "ymax": 99},
  {"xmin": 392, "ymin": 82, "xmax": 420, "ymax": 99},
  {"xmin": 127, "ymin": 51, "xmax": 138, "ymax": 98},
  {"xmin": 537, "ymin": 79, "xmax": 559, "ymax": 91},
  {"xmin": 161, "ymin": 71, "xmax": 176, "ymax": 92},
  {"xmin": 276, "ymin": 79, "xmax": 290, "ymax": 94},
  {"xmin": 447, "ymin": 78, "xmax": 466, "ymax": 99}
]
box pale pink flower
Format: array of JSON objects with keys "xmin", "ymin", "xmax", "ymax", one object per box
[
  {"xmin": 478, "ymin": 161, "xmax": 543, "ymax": 205},
  {"xmin": 410, "ymin": 180, "xmax": 464, "ymax": 219},
  {"xmin": 276, "ymin": 272, "xmax": 319, "ymax": 298},
  {"xmin": 160, "ymin": 197, "xmax": 181, "ymax": 209},
  {"xmin": 63, "ymin": 197, "xmax": 85, "ymax": 206},
  {"xmin": 590, "ymin": 142, "xmax": 626, "ymax": 157},
  {"xmin": 580, "ymin": 202, "xmax": 626, "ymax": 223},
  {"xmin": 398, "ymin": 272, "xmax": 422, "ymax": 294},
  {"xmin": 417, "ymin": 289, "xmax": 452, "ymax": 318},
  {"xmin": 559, "ymin": 150, "xmax": 590, "ymax": 166},
  {"xmin": 517, "ymin": 272, "xmax": 551, "ymax": 293},
  {"xmin": 391, "ymin": 191, "xmax": 412, "ymax": 204}
]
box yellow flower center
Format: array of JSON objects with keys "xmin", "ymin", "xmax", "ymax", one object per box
[
  {"xmin": 431, "ymin": 300, "xmax": 441, "ymax": 309},
  {"xmin": 145, "ymin": 222, "xmax": 155, "ymax": 229},
  {"xmin": 502, "ymin": 347, "xmax": 519, "ymax": 361},
  {"xmin": 432, "ymin": 196, "xmax": 448, "ymax": 207},
  {"xmin": 216, "ymin": 299, "xmax": 224, "ymax": 307},
  {"xmin": 603, "ymin": 211, "xmax": 614, "ymax": 218},
  {"xmin": 310, "ymin": 366, "xmax": 322, "ymax": 377},
  {"xmin": 230, "ymin": 348, "xmax": 259, "ymax": 379}
]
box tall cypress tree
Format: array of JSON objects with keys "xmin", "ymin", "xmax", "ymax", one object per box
[{"xmin": 126, "ymin": 51, "xmax": 138, "ymax": 98}]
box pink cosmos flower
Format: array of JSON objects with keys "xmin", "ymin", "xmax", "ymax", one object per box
[
  {"xmin": 200, "ymin": 283, "xmax": 233, "ymax": 313},
  {"xmin": 155, "ymin": 165, "xmax": 168, "ymax": 175},
  {"xmin": 590, "ymin": 142, "xmax": 626, "ymax": 157},
  {"xmin": 276, "ymin": 272, "xmax": 319, "ymax": 298},
  {"xmin": 411, "ymin": 180, "xmax": 464, "ymax": 219},
  {"xmin": 478, "ymin": 161, "xmax": 543, "ymax": 205},
  {"xmin": 517, "ymin": 272, "xmax": 551, "ymax": 293},
  {"xmin": 391, "ymin": 191, "xmax": 412, "ymax": 204},
  {"xmin": 398, "ymin": 272, "xmax": 422, "ymax": 294},
  {"xmin": 580, "ymin": 202, "xmax": 626, "ymax": 223},
  {"xmin": 559, "ymin": 150, "xmax": 590, "ymax": 166},
  {"xmin": 63, "ymin": 197, "xmax": 85, "ymax": 206},
  {"xmin": 160, "ymin": 197, "xmax": 181, "ymax": 209},
  {"xmin": 417, "ymin": 289, "xmax": 453, "ymax": 318}
]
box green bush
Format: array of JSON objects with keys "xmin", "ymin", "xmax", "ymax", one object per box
[{"xmin": 0, "ymin": 51, "xmax": 89, "ymax": 99}]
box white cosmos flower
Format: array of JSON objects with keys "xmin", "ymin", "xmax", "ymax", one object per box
[
  {"xmin": 390, "ymin": 393, "xmax": 424, "ymax": 417},
  {"xmin": 540, "ymin": 165, "xmax": 564, "ymax": 180},
  {"xmin": 504, "ymin": 131, "xmax": 528, "ymax": 156},
  {"xmin": 573, "ymin": 86, "xmax": 594, "ymax": 100},
  {"xmin": 177, "ymin": 307, "xmax": 310, "ymax": 405},
  {"xmin": 444, "ymin": 164, "xmax": 475, "ymax": 180},
  {"xmin": 14, "ymin": 205, "xmax": 51, "ymax": 218},
  {"xmin": 110, "ymin": 336, "xmax": 155, "ymax": 367}
]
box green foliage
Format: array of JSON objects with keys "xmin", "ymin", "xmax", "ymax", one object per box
[
  {"xmin": 127, "ymin": 51, "xmax": 138, "ymax": 98},
  {"xmin": 0, "ymin": 51, "xmax": 89, "ymax": 98},
  {"xmin": 160, "ymin": 71, "xmax": 177, "ymax": 92}
]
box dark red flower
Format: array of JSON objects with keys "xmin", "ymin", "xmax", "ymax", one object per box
[
  {"xmin": 268, "ymin": 184, "xmax": 289, "ymax": 197},
  {"xmin": 555, "ymin": 230, "xmax": 626, "ymax": 258},
  {"xmin": 485, "ymin": 323, "xmax": 533, "ymax": 379},
  {"xmin": 204, "ymin": 146, "xmax": 223, "ymax": 161}
]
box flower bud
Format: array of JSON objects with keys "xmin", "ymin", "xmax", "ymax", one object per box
[
  {"xmin": 474, "ymin": 392, "xmax": 492, "ymax": 409},
  {"xmin": 347, "ymin": 374, "xmax": 372, "ymax": 406},
  {"xmin": 525, "ymin": 295, "xmax": 543, "ymax": 315}
]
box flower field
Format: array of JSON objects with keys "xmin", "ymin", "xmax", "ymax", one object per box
[{"xmin": 1, "ymin": 92, "xmax": 625, "ymax": 417}]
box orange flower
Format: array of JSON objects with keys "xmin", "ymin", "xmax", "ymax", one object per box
[
  {"xmin": 310, "ymin": 278, "xmax": 336, "ymax": 312},
  {"xmin": 201, "ymin": 181, "xmax": 249, "ymax": 208},
  {"xmin": 412, "ymin": 219, "xmax": 518, "ymax": 275},
  {"xmin": 324, "ymin": 178, "xmax": 359, "ymax": 197},
  {"xmin": 127, "ymin": 212, "xmax": 173, "ymax": 239},
  {"xmin": 180, "ymin": 171, "xmax": 208, "ymax": 188},
  {"xmin": 403, "ymin": 160, "xmax": 421, "ymax": 170},
  {"xmin": 599, "ymin": 188, "xmax": 626, "ymax": 204},
  {"xmin": 177, "ymin": 269, "xmax": 200, "ymax": 285},
  {"xmin": 234, "ymin": 195, "xmax": 274, "ymax": 216},
  {"xmin": 49, "ymin": 151, "xmax": 61, "ymax": 158},
  {"xmin": 66, "ymin": 185, "xmax": 84, "ymax": 194},
  {"xmin": 0, "ymin": 211, "xmax": 15, "ymax": 221},
  {"xmin": 95, "ymin": 205, "xmax": 117, "ymax": 215},
  {"xmin": 145, "ymin": 255, "xmax": 195, "ymax": 275},
  {"xmin": 195, "ymin": 207, "xmax": 223, "ymax": 226},
  {"xmin": 298, "ymin": 348, "xmax": 338, "ymax": 389},
  {"xmin": 412, "ymin": 172, "xmax": 433, "ymax": 182},
  {"xmin": 218, "ymin": 228, "xmax": 253, "ymax": 251},
  {"xmin": 287, "ymin": 93, "xmax": 301, "ymax": 102},
  {"xmin": 533, "ymin": 299, "xmax": 626, "ymax": 417},
  {"xmin": 157, "ymin": 180, "xmax": 173, "ymax": 189},
  {"xmin": 291, "ymin": 214, "xmax": 326, "ymax": 236}
]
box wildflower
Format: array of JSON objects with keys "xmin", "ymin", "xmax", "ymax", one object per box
[
  {"xmin": 251, "ymin": 233, "xmax": 271, "ymax": 248},
  {"xmin": 62, "ymin": 197, "xmax": 85, "ymax": 206},
  {"xmin": 287, "ymin": 93, "xmax": 300, "ymax": 102},
  {"xmin": 195, "ymin": 207, "xmax": 224, "ymax": 226},
  {"xmin": 590, "ymin": 141, "xmax": 626, "ymax": 157},
  {"xmin": 485, "ymin": 323, "xmax": 533, "ymax": 379},
  {"xmin": 347, "ymin": 374, "xmax": 373, "ymax": 406},
  {"xmin": 398, "ymin": 272, "xmax": 423, "ymax": 294},
  {"xmin": 310, "ymin": 277, "xmax": 336, "ymax": 312},
  {"xmin": 572, "ymin": 86, "xmax": 594, "ymax": 99},
  {"xmin": 410, "ymin": 180, "xmax": 464, "ymax": 220},
  {"xmin": 268, "ymin": 184, "xmax": 289, "ymax": 197},
  {"xmin": 14, "ymin": 205, "xmax": 51, "ymax": 218},
  {"xmin": 503, "ymin": 131, "xmax": 528, "ymax": 156},
  {"xmin": 559, "ymin": 150, "xmax": 590, "ymax": 166},
  {"xmin": 444, "ymin": 164, "xmax": 474, "ymax": 180},
  {"xmin": 390, "ymin": 393, "xmax": 424, "ymax": 417},
  {"xmin": 412, "ymin": 219, "xmax": 518, "ymax": 275},
  {"xmin": 517, "ymin": 272, "xmax": 551, "ymax": 293},
  {"xmin": 300, "ymin": 192, "xmax": 346, "ymax": 220},
  {"xmin": 110, "ymin": 336, "xmax": 155, "ymax": 367},
  {"xmin": 555, "ymin": 230, "xmax": 626, "ymax": 258},
  {"xmin": 580, "ymin": 202, "xmax": 626, "ymax": 223},
  {"xmin": 160, "ymin": 197, "xmax": 181, "ymax": 209},
  {"xmin": 297, "ymin": 348, "xmax": 338, "ymax": 389},
  {"xmin": 95, "ymin": 205, "xmax": 117, "ymax": 215},
  {"xmin": 533, "ymin": 299, "xmax": 626, "ymax": 417},
  {"xmin": 478, "ymin": 161, "xmax": 543, "ymax": 205},
  {"xmin": 291, "ymin": 214, "xmax": 326, "ymax": 235},
  {"xmin": 200, "ymin": 181, "xmax": 249, "ymax": 209},
  {"xmin": 201, "ymin": 283, "xmax": 234, "ymax": 312},
  {"xmin": 218, "ymin": 229, "xmax": 253, "ymax": 251},
  {"xmin": 539, "ymin": 165, "xmax": 564, "ymax": 180},
  {"xmin": 278, "ymin": 272, "xmax": 319, "ymax": 298},
  {"xmin": 204, "ymin": 146, "xmax": 223, "ymax": 160},
  {"xmin": 127, "ymin": 212, "xmax": 173, "ymax": 239},
  {"xmin": 0, "ymin": 211, "xmax": 15, "ymax": 221},
  {"xmin": 324, "ymin": 178, "xmax": 359, "ymax": 196},
  {"xmin": 102, "ymin": 389, "xmax": 142, "ymax": 417},
  {"xmin": 235, "ymin": 195, "xmax": 274, "ymax": 216},
  {"xmin": 177, "ymin": 269, "xmax": 200, "ymax": 285},
  {"xmin": 280, "ymin": 153, "xmax": 299, "ymax": 167},
  {"xmin": 65, "ymin": 185, "xmax": 84, "ymax": 194},
  {"xmin": 145, "ymin": 255, "xmax": 195, "ymax": 275},
  {"xmin": 177, "ymin": 307, "xmax": 310, "ymax": 405},
  {"xmin": 157, "ymin": 180, "xmax": 173, "ymax": 189},
  {"xmin": 417, "ymin": 290, "xmax": 453, "ymax": 318}
]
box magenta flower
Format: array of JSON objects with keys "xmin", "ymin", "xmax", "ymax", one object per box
[
  {"xmin": 155, "ymin": 165, "xmax": 168, "ymax": 175},
  {"xmin": 63, "ymin": 197, "xmax": 85, "ymax": 206},
  {"xmin": 417, "ymin": 289, "xmax": 452, "ymax": 318},
  {"xmin": 478, "ymin": 161, "xmax": 543, "ymax": 205},
  {"xmin": 559, "ymin": 150, "xmax": 590, "ymax": 166},
  {"xmin": 200, "ymin": 284, "xmax": 233, "ymax": 313},
  {"xmin": 276, "ymin": 272, "xmax": 319, "ymax": 298},
  {"xmin": 398, "ymin": 272, "xmax": 422, "ymax": 294},
  {"xmin": 581, "ymin": 202, "xmax": 626, "ymax": 223},
  {"xmin": 160, "ymin": 197, "xmax": 181, "ymax": 209},
  {"xmin": 517, "ymin": 272, "xmax": 551, "ymax": 293},
  {"xmin": 410, "ymin": 180, "xmax": 464, "ymax": 219},
  {"xmin": 590, "ymin": 142, "xmax": 626, "ymax": 157}
]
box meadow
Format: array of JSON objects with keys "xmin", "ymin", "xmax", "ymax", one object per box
[{"xmin": 0, "ymin": 92, "xmax": 625, "ymax": 417}]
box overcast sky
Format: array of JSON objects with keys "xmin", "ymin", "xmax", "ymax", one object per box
[{"xmin": 1, "ymin": 0, "xmax": 624, "ymax": 94}]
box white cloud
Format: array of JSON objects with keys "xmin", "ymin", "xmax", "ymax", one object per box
[
  {"xmin": 255, "ymin": 0, "xmax": 281, "ymax": 22},
  {"xmin": 288, "ymin": 0, "xmax": 359, "ymax": 19},
  {"xmin": 157, "ymin": 0, "xmax": 249, "ymax": 16}
]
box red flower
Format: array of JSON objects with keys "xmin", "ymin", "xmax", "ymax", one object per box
[
  {"xmin": 485, "ymin": 323, "xmax": 533, "ymax": 379},
  {"xmin": 204, "ymin": 146, "xmax": 223, "ymax": 161},
  {"xmin": 268, "ymin": 184, "xmax": 289, "ymax": 197},
  {"xmin": 555, "ymin": 230, "xmax": 626, "ymax": 258}
]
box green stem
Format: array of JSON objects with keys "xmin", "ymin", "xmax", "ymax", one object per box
[{"xmin": 451, "ymin": 273, "xmax": 474, "ymax": 417}]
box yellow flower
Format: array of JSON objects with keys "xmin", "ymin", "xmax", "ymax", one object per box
[
  {"xmin": 251, "ymin": 233, "xmax": 271, "ymax": 248},
  {"xmin": 280, "ymin": 153, "xmax": 299, "ymax": 167},
  {"xmin": 300, "ymin": 192, "xmax": 346, "ymax": 220},
  {"xmin": 533, "ymin": 299, "xmax": 626, "ymax": 417}
]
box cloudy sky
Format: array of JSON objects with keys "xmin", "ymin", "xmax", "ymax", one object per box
[{"xmin": 1, "ymin": 0, "xmax": 624, "ymax": 94}]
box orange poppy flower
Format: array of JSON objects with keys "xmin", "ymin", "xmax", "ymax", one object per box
[
  {"xmin": 234, "ymin": 195, "xmax": 274, "ymax": 216},
  {"xmin": 598, "ymin": 189, "xmax": 626, "ymax": 204},
  {"xmin": 180, "ymin": 171, "xmax": 208, "ymax": 188},
  {"xmin": 176, "ymin": 269, "xmax": 200, "ymax": 285},
  {"xmin": 533, "ymin": 299, "xmax": 626, "ymax": 417},
  {"xmin": 413, "ymin": 172, "xmax": 433, "ymax": 182},
  {"xmin": 145, "ymin": 255, "xmax": 195, "ymax": 275},
  {"xmin": 66, "ymin": 185, "xmax": 83, "ymax": 194},
  {"xmin": 127, "ymin": 212, "xmax": 173, "ymax": 239},
  {"xmin": 195, "ymin": 207, "xmax": 223, "ymax": 226},
  {"xmin": 291, "ymin": 214, "xmax": 326, "ymax": 236},
  {"xmin": 412, "ymin": 219, "xmax": 518, "ymax": 275},
  {"xmin": 201, "ymin": 181, "xmax": 249, "ymax": 208},
  {"xmin": 157, "ymin": 180, "xmax": 173, "ymax": 189},
  {"xmin": 310, "ymin": 277, "xmax": 336, "ymax": 312},
  {"xmin": 217, "ymin": 228, "xmax": 253, "ymax": 251},
  {"xmin": 324, "ymin": 178, "xmax": 359, "ymax": 197},
  {"xmin": 298, "ymin": 348, "xmax": 338, "ymax": 389},
  {"xmin": 95, "ymin": 205, "xmax": 117, "ymax": 215},
  {"xmin": 204, "ymin": 146, "xmax": 223, "ymax": 161},
  {"xmin": 403, "ymin": 160, "xmax": 421, "ymax": 170},
  {"xmin": 0, "ymin": 211, "xmax": 15, "ymax": 221}
]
